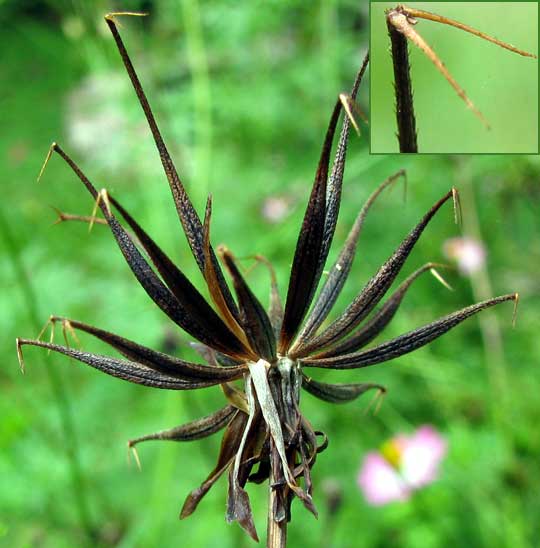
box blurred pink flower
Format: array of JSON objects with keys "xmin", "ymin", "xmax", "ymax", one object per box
[
  {"xmin": 357, "ymin": 425, "xmax": 447, "ymax": 506},
  {"xmin": 443, "ymin": 237, "xmax": 486, "ymax": 275}
]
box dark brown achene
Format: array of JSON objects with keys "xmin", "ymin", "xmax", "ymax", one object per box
[{"xmin": 16, "ymin": 13, "xmax": 517, "ymax": 545}]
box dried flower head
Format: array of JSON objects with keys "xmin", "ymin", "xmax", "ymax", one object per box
[{"xmin": 17, "ymin": 13, "xmax": 517, "ymax": 543}]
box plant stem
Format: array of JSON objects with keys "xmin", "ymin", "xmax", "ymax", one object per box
[
  {"xmin": 456, "ymin": 162, "xmax": 511, "ymax": 425},
  {"xmin": 455, "ymin": 159, "xmax": 520, "ymax": 544},
  {"xmin": 387, "ymin": 17, "xmax": 418, "ymax": 152},
  {"xmin": 180, "ymin": 0, "xmax": 213, "ymax": 206},
  {"xmin": 267, "ymin": 460, "xmax": 287, "ymax": 548}
]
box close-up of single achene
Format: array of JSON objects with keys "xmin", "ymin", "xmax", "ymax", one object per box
[{"xmin": 16, "ymin": 12, "xmax": 517, "ymax": 547}]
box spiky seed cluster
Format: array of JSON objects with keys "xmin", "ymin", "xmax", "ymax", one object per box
[{"xmin": 17, "ymin": 13, "xmax": 517, "ymax": 542}]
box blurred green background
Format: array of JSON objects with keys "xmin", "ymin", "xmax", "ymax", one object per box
[
  {"xmin": 1, "ymin": 1, "xmax": 540, "ymax": 547},
  {"xmin": 370, "ymin": 2, "xmax": 538, "ymax": 154}
]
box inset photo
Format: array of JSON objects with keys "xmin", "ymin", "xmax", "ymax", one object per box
[{"xmin": 370, "ymin": 2, "xmax": 539, "ymax": 154}]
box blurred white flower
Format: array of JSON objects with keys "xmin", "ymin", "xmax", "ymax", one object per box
[
  {"xmin": 443, "ymin": 236, "xmax": 486, "ymax": 275},
  {"xmin": 357, "ymin": 425, "xmax": 447, "ymax": 506},
  {"xmin": 261, "ymin": 195, "xmax": 292, "ymax": 223},
  {"xmin": 67, "ymin": 73, "xmax": 127, "ymax": 160},
  {"xmin": 66, "ymin": 72, "xmax": 155, "ymax": 174}
]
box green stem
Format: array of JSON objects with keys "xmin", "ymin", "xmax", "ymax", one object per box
[
  {"xmin": 456, "ymin": 162, "xmax": 511, "ymax": 427},
  {"xmin": 180, "ymin": 0, "xmax": 213, "ymax": 206},
  {"xmin": 453, "ymin": 158, "xmax": 522, "ymax": 548},
  {"xmin": 319, "ymin": 0, "xmax": 339, "ymax": 98}
]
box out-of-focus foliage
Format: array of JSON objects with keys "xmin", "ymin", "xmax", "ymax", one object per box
[{"xmin": 1, "ymin": 1, "xmax": 539, "ymax": 547}]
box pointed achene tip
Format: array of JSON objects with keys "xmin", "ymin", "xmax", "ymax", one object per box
[
  {"xmin": 374, "ymin": 383, "xmax": 388, "ymax": 395},
  {"xmin": 38, "ymin": 315, "xmax": 56, "ymax": 355},
  {"xmin": 61, "ymin": 318, "xmax": 81, "ymax": 349},
  {"xmin": 89, "ymin": 189, "xmax": 112, "ymax": 232},
  {"xmin": 15, "ymin": 338, "xmax": 25, "ymax": 374},
  {"xmin": 373, "ymin": 389, "xmax": 386, "ymax": 415},
  {"xmin": 37, "ymin": 314, "xmax": 55, "ymax": 342},
  {"xmin": 378, "ymin": 168, "xmax": 408, "ymax": 206},
  {"xmin": 203, "ymin": 193, "xmax": 213, "ymax": 217},
  {"xmin": 37, "ymin": 314, "xmax": 80, "ymax": 348},
  {"xmin": 451, "ymin": 187, "xmax": 462, "ymax": 226},
  {"xmin": 126, "ymin": 441, "xmax": 142, "ymax": 471},
  {"xmin": 50, "ymin": 208, "xmax": 108, "ymax": 227},
  {"xmin": 493, "ymin": 292, "xmax": 520, "ymax": 328},
  {"xmin": 429, "ymin": 265, "xmax": 454, "ymax": 292},
  {"xmin": 400, "ymin": 169, "xmax": 409, "ymax": 204},
  {"xmin": 216, "ymin": 243, "xmax": 231, "ymax": 259},
  {"xmin": 423, "ymin": 261, "xmax": 451, "ymax": 271},
  {"xmin": 50, "ymin": 206, "xmax": 65, "ymax": 226},
  {"xmin": 37, "ymin": 142, "xmax": 59, "ymax": 183},
  {"xmin": 404, "ymin": 262, "xmax": 453, "ymax": 293},
  {"xmin": 474, "ymin": 109, "xmax": 491, "ymax": 132},
  {"xmin": 104, "ymin": 12, "xmax": 148, "ymax": 23},
  {"xmin": 364, "ymin": 386, "xmax": 387, "ymax": 416},
  {"xmin": 512, "ymin": 292, "xmax": 520, "ymax": 328},
  {"xmin": 400, "ymin": 4, "xmax": 538, "ymax": 60},
  {"xmin": 254, "ymin": 254, "xmax": 279, "ymax": 283},
  {"xmin": 390, "ymin": 168, "xmax": 407, "ymax": 202},
  {"xmin": 339, "ymin": 93, "xmax": 364, "ymax": 136}
]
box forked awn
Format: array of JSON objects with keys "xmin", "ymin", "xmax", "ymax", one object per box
[{"xmin": 386, "ymin": 4, "xmax": 537, "ymax": 152}]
